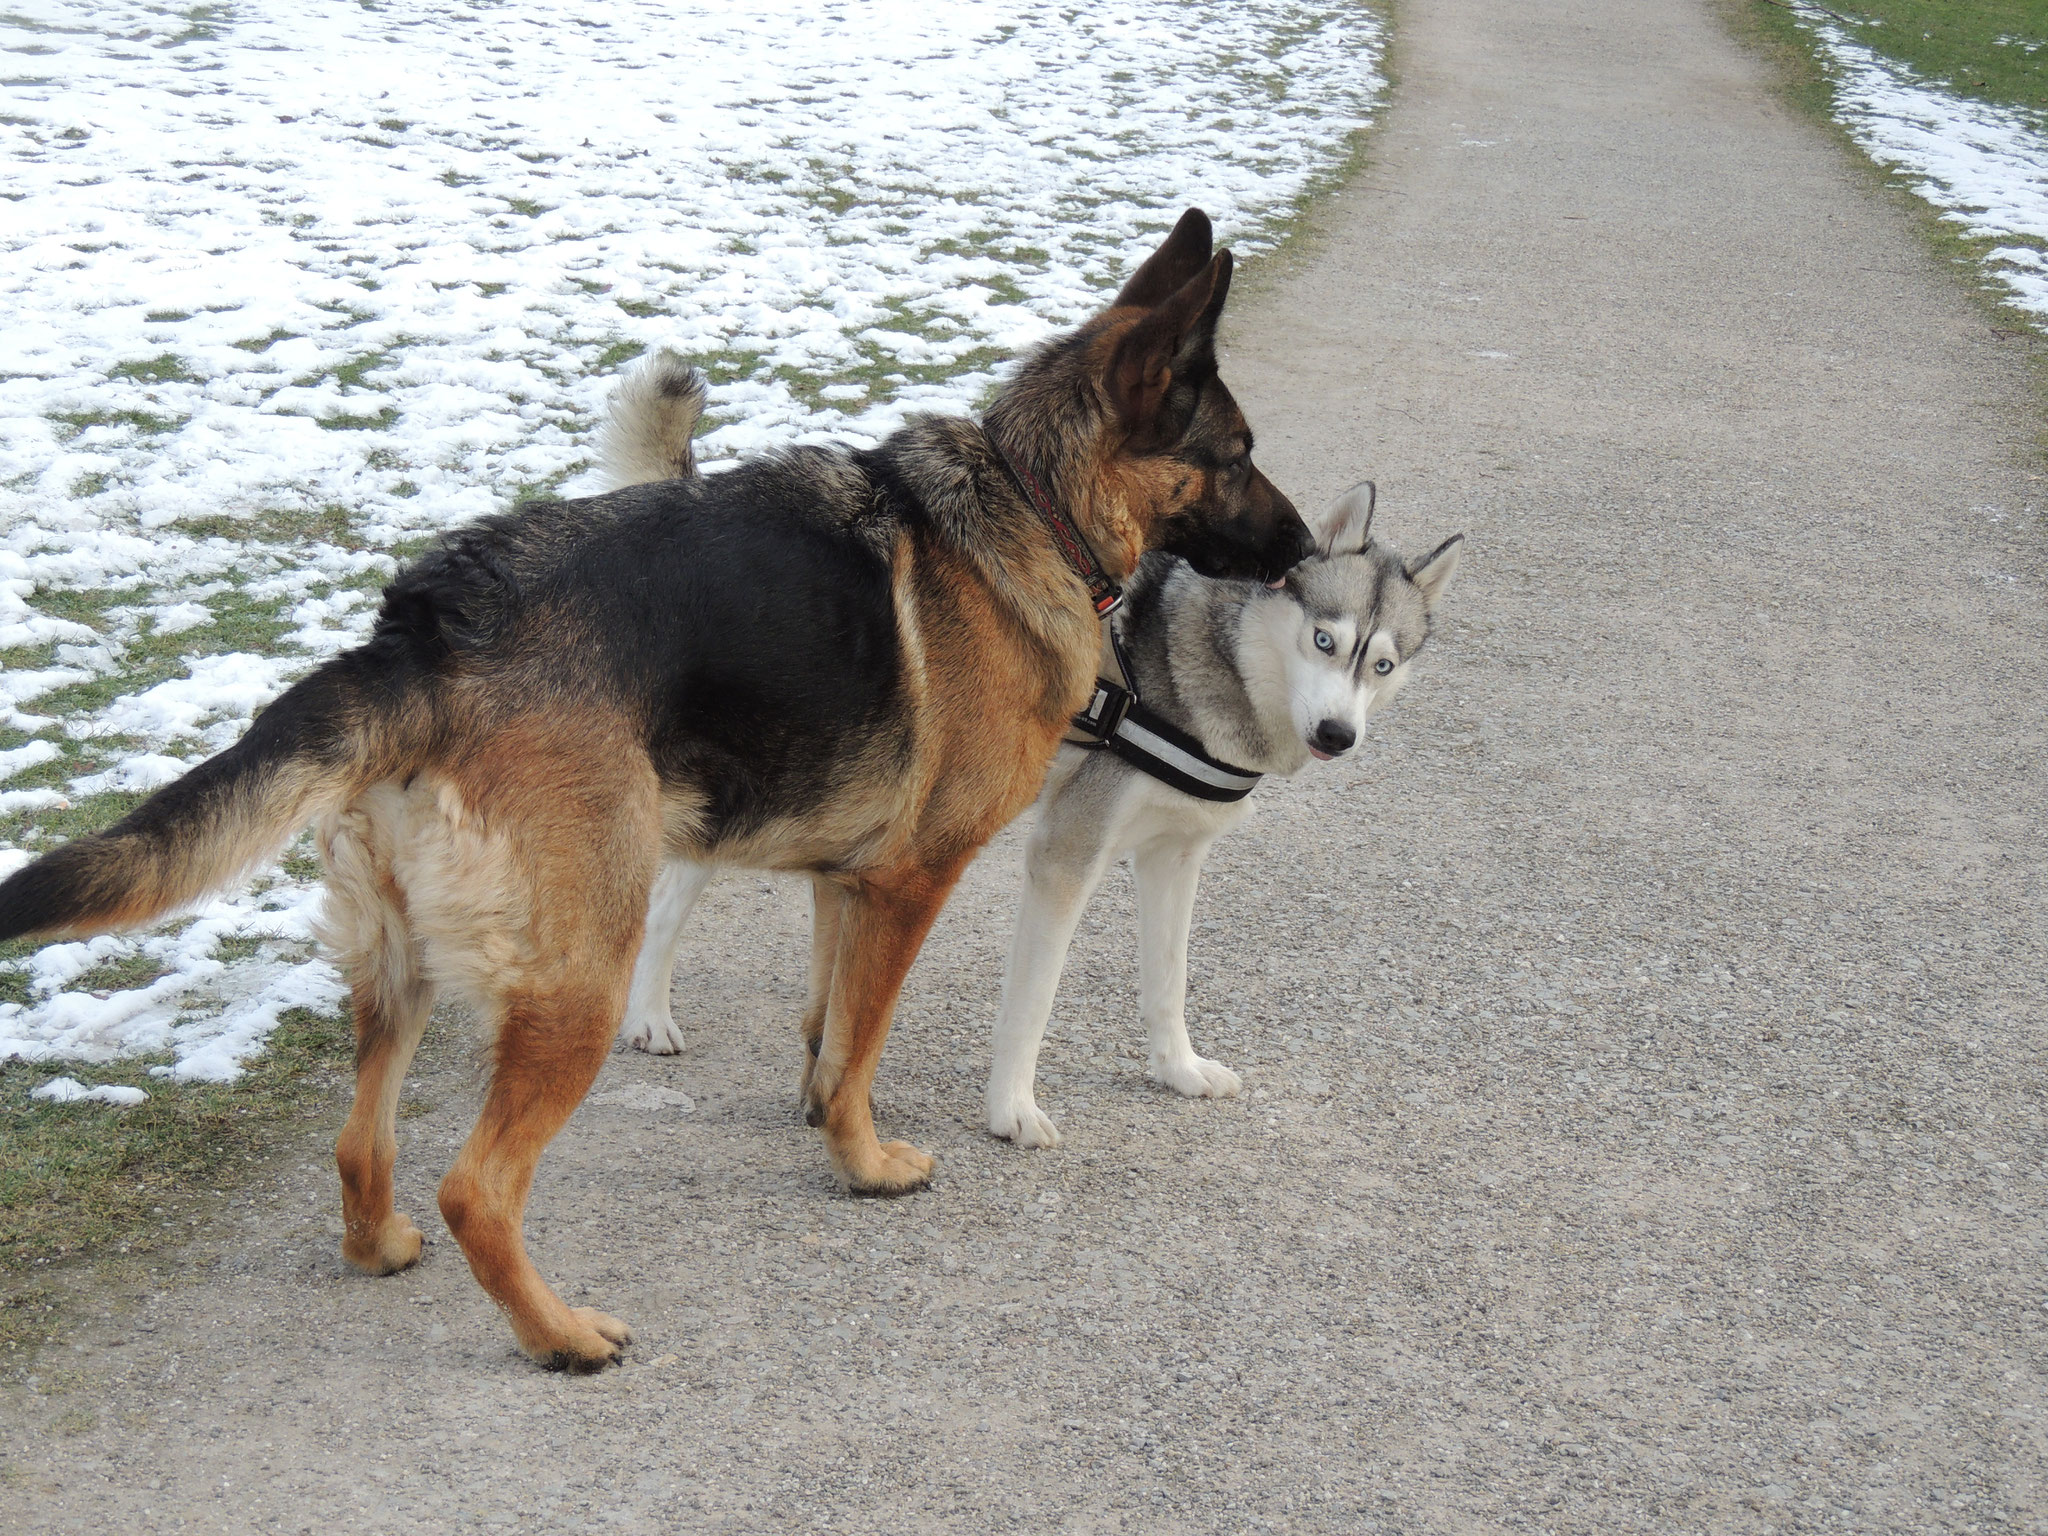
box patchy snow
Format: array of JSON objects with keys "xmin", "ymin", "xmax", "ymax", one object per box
[
  {"xmin": 0, "ymin": 0, "xmax": 1384, "ymax": 1080},
  {"xmin": 1801, "ymin": 20, "xmax": 2048, "ymax": 328},
  {"xmin": 5, "ymin": 0, "xmax": 1381, "ymax": 532},
  {"xmin": 0, "ymin": 740, "xmax": 61, "ymax": 782},
  {"xmin": 30, "ymin": 1075, "xmax": 148, "ymax": 1106},
  {"xmin": 0, "ymin": 880, "xmax": 346, "ymax": 1082}
]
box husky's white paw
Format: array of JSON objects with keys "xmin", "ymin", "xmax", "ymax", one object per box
[
  {"xmin": 1149, "ymin": 1052, "xmax": 1242, "ymax": 1100},
  {"xmin": 621, "ymin": 1008, "xmax": 687, "ymax": 1056},
  {"xmin": 987, "ymin": 1093, "xmax": 1063, "ymax": 1149}
]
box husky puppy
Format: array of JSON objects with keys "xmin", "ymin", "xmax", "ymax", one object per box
[
  {"xmin": 0, "ymin": 212, "xmax": 1315, "ymax": 1371},
  {"xmin": 985, "ymin": 485, "xmax": 1460, "ymax": 1147}
]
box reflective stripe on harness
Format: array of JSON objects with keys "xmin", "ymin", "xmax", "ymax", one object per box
[{"xmin": 1100, "ymin": 698, "xmax": 1263, "ymax": 804}]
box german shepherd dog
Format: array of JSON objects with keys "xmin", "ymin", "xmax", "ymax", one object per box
[{"xmin": 0, "ymin": 212, "xmax": 1313, "ymax": 1370}]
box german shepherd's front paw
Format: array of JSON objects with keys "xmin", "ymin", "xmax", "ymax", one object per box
[
  {"xmin": 837, "ymin": 1138, "xmax": 935, "ymax": 1196},
  {"xmin": 532, "ymin": 1308, "xmax": 632, "ymax": 1374},
  {"xmin": 341, "ymin": 1213, "xmax": 424, "ymax": 1276},
  {"xmin": 1148, "ymin": 1052, "xmax": 1242, "ymax": 1100}
]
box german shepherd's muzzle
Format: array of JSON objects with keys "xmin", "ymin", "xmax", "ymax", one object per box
[{"xmin": 0, "ymin": 210, "xmax": 1311, "ymax": 1370}]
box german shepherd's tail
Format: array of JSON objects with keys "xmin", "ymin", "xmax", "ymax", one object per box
[
  {"xmin": 594, "ymin": 349, "xmax": 707, "ymax": 490},
  {"xmin": 0, "ymin": 650, "xmax": 430, "ymax": 946}
]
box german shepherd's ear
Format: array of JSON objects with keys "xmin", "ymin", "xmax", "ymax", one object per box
[
  {"xmin": 1106, "ymin": 249, "xmax": 1233, "ymax": 446},
  {"xmin": 1314, "ymin": 481, "xmax": 1376, "ymax": 558},
  {"xmin": 1112, "ymin": 208, "xmax": 1214, "ymax": 309},
  {"xmin": 1407, "ymin": 533, "xmax": 1464, "ymax": 611}
]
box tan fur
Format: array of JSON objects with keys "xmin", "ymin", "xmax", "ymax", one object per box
[{"xmin": 314, "ymin": 708, "xmax": 661, "ymax": 1368}]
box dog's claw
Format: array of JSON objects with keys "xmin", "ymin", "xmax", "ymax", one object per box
[{"xmin": 342, "ymin": 1213, "xmax": 424, "ymax": 1276}]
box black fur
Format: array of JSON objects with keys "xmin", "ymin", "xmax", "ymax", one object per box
[{"xmin": 377, "ymin": 449, "xmax": 914, "ymax": 848}]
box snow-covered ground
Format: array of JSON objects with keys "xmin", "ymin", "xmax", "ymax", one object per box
[
  {"xmin": 1798, "ymin": 18, "xmax": 2048, "ymax": 327},
  {"xmin": 0, "ymin": 0, "xmax": 1384, "ymax": 1080}
]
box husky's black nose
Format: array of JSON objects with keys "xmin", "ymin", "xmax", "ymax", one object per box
[{"xmin": 1310, "ymin": 720, "xmax": 1356, "ymax": 758}]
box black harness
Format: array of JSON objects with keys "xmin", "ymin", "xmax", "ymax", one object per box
[
  {"xmin": 998, "ymin": 442, "xmax": 1262, "ymax": 805},
  {"xmin": 1067, "ymin": 624, "xmax": 1263, "ymax": 803}
]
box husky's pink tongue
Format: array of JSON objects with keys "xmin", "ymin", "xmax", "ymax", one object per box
[
  {"xmin": 1309, "ymin": 745, "xmax": 1334, "ymax": 761},
  {"xmin": 1265, "ymin": 578, "xmax": 1287, "ymax": 589}
]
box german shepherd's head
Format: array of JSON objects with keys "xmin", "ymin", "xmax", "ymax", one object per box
[{"xmin": 987, "ymin": 209, "xmax": 1315, "ymax": 587}]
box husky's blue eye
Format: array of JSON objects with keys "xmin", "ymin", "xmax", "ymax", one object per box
[
  {"xmin": 1374, "ymin": 657, "xmax": 1394, "ymax": 676},
  {"xmin": 1314, "ymin": 629, "xmax": 1335, "ymax": 655}
]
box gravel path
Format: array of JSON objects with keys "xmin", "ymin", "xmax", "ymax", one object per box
[{"xmin": 5, "ymin": 0, "xmax": 2046, "ymax": 1530}]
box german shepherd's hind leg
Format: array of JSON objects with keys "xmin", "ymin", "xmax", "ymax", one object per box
[
  {"xmin": 619, "ymin": 858, "xmax": 716, "ymax": 1055},
  {"xmin": 1133, "ymin": 834, "xmax": 1239, "ymax": 1100},
  {"xmin": 438, "ymin": 979, "xmax": 636, "ymax": 1371},
  {"xmin": 317, "ymin": 795, "xmax": 436, "ymax": 1276},
  {"xmin": 424, "ymin": 731, "xmax": 660, "ymax": 1371},
  {"xmin": 796, "ymin": 875, "xmax": 845, "ymax": 1108},
  {"xmin": 337, "ymin": 971, "xmax": 435, "ymax": 1273},
  {"xmin": 803, "ymin": 857, "xmax": 969, "ymax": 1194}
]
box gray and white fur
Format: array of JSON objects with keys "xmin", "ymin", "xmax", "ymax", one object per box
[
  {"xmin": 592, "ymin": 347, "xmax": 706, "ymax": 491},
  {"xmin": 983, "ymin": 484, "xmax": 1460, "ymax": 1146}
]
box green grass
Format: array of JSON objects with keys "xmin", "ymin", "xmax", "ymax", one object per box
[
  {"xmin": 22, "ymin": 589, "xmax": 293, "ymax": 724},
  {"xmin": 0, "ymin": 565, "xmax": 392, "ymax": 850},
  {"xmin": 64, "ymin": 950, "xmax": 173, "ymax": 997},
  {"xmin": 108, "ymin": 353, "xmax": 195, "ymax": 385},
  {"xmin": 593, "ymin": 338, "xmax": 645, "ymax": 371},
  {"xmin": 169, "ymin": 501, "xmax": 366, "ymax": 547},
  {"xmin": 230, "ymin": 328, "xmax": 299, "ymax": 354},
  {"xmin": 1772, "ymin": 1, "xmax": 2046, "ymax": 116},
  {"xmin": 0, "ymin": 1004, "xmax": 353, "ymax": 1368},
  {"xmin": 315, "ymin": 405, "xmax": 399, "ymax": 432},
  {"xmin": 47, "ymin": 408, "xmax": 183, "ymax": 441}
]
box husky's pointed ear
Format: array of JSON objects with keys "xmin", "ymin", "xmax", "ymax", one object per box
[
  {"xmin": 1314, "ymin": 481, "xmax": 1376, "ymax": 558},
  {"xmin": 1107, "ymin": 250, "xmax": 1232, "ymax": 445},
  {"xmin": 1111, "ymin": 209, "xmax": 1214, "ymax": 310},
  {"xmin": 1406, "ymin": 533, "xmax": 1464, "ymax": 610}
]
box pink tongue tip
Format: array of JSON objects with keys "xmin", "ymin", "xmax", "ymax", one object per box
[
  {"xmin": 1309, "ymin": 746, "xmax": 1334, "ymax": 761},
  {"xmin": 1265, "ymin": 577, "xmax": 1287, "ymax": 590}
]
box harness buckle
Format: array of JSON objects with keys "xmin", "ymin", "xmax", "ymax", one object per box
[{"xmin": 1069, "ymin": 676, "xmax": 1134, "ymax": 742}]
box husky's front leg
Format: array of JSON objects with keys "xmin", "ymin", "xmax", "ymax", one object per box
[
  {"xmin": 986, "ymin": 837, "xmax": 1113, "ymax": 1149},
  {"xmin": 619, "ymin": 860, "xmax": 716, "ymax": 1054},
  {"xmin": 1132, "ymin": 834, "xmax": 1238, "ymax": 1099}
]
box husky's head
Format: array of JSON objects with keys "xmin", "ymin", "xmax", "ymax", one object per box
[{"xmin": 1242, "ymin": 482, "xmax": 1462, "ymax": 770}]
